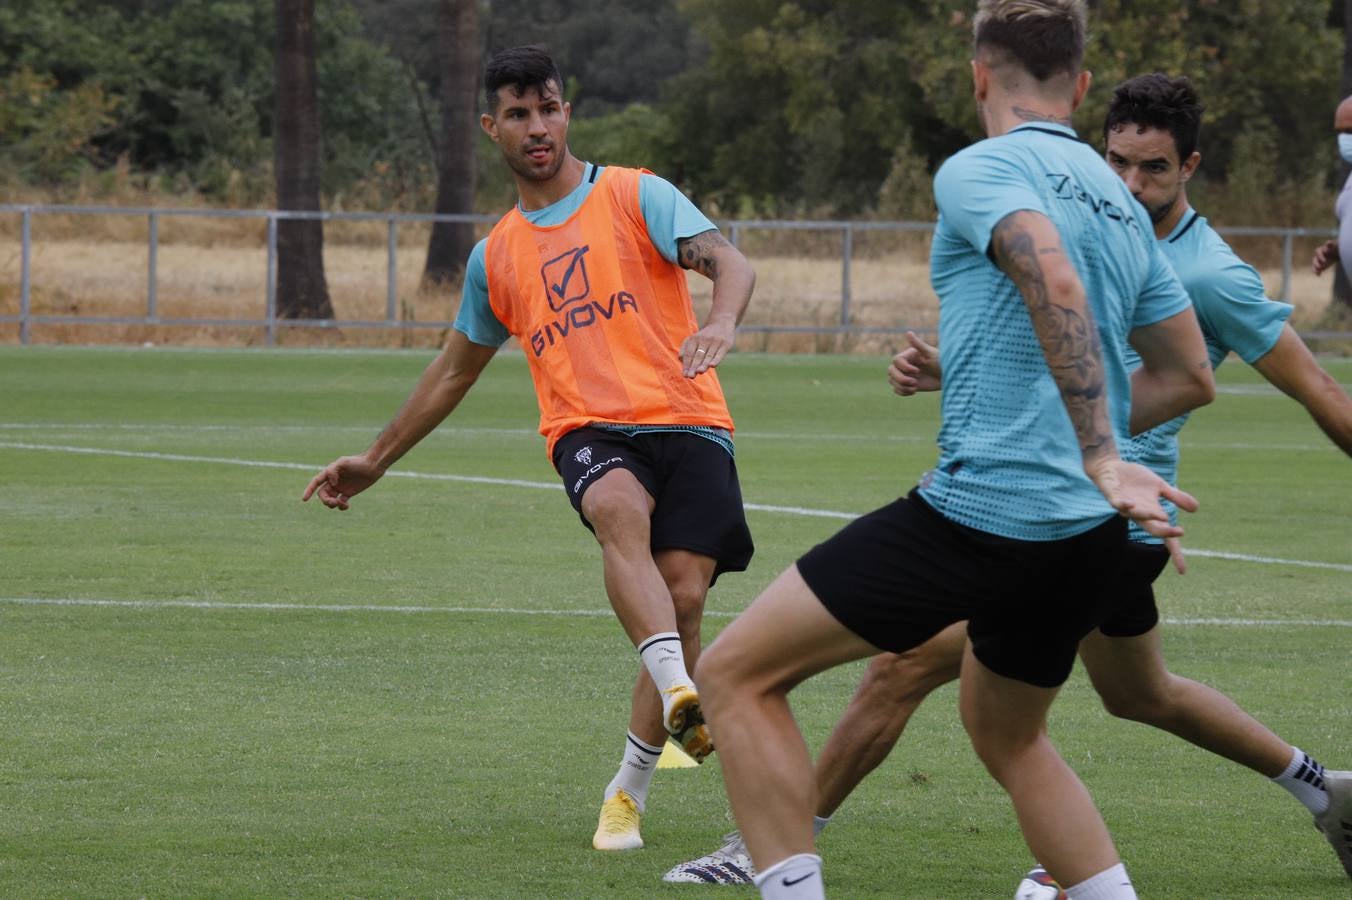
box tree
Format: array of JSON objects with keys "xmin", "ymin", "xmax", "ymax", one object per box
[
  {"xmin": 663, "ymin": 0, "xmax": 970, "ymax": 215},
  {"xmin": 422, "ymin": 0, "xmax": 480, "ymax": 286},
  {"xmin": 273, "ymin": 0, "xmax": 333, "ymax": 319}
]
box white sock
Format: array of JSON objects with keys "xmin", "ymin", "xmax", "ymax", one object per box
[
  {"xmin": 1065, "ymin": 863, "xmax": 1136, "ymax": 900},
  {"xmin": 1272, "ymin": 746, "xmax": 1331, "ymax": 816},
  {"xmin": 812, "ymin": 815, "xmax": 830, "ymax": 837},
  {"xmin": 638, "ymin": 632, "xmax": 694, "ymax": 696},
  {"xmin": 754, "ymin": 853, "xmax": 824, "ymax": 899},
  {"xmin": 604, "ymin": 731, "xmax": 663, "ymax": 812}
]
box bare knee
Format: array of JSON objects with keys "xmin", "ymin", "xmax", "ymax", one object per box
[
  {"xmin": 861, "ymin": 640, "xmax": 962, "ymax": 704},
  {"xmin": 668, "ymin": 578, "xmax": 707, "ymax": 638},
  {"xmin": 693, "ymin": 640, "xmax": 737, "ymax": 712},
  {"xmin": 655, "ymin": 549, "xmax": 714, "ymax": 649},
  {"xmin": 578, "ymin": 472, "xmax": 651, "ymax": 543},
  {"xmin": 1098, "ymin": 683, "xmax": 1171, "ymax": 724},
  {"xmin": 971, "ymin": 730, "xmax": 1048, "ymax": 786}
]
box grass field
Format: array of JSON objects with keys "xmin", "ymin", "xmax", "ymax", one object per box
[{"xmin": 0, "ymin": 345, "xmax": 1348, "ymax": 898}]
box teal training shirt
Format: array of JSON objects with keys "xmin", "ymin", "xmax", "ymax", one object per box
[
  {"xmin": 453, "ymin": 162, "xmax": 717, "ymax": 347},
  {"xmin": 1123, "ymin": 208, "xmax": 1292, "ymax": 541},
  {"xmin": 919, "ymin": 122, "xmax": 1193, "ymax": 541}
]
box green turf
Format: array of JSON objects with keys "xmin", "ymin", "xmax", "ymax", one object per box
[{"xmin": 0, "ymin": 345, "xmax": 1348, "ymax": 897}]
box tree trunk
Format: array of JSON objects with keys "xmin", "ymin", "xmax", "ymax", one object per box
[
  {"xmin": 423, "ymin": 0, "xmax": 480, "ymax": 287},
  {"xmin": 274, "ymin": 0, "xmax": 333, "ymax": 319}
]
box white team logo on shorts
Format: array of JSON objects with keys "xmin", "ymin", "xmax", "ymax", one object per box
[{"xmin": 574, "ymin": 446, "xmax": 593, "ymax": 466}]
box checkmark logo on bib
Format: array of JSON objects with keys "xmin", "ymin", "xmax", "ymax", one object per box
[{"xmin": 541, "ymin": 245, "xmax": 592, "ymax": 311}]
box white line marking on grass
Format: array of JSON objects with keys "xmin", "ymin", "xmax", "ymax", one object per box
[
  {"xmin": 0, "ymin": 441, "xmax": 563, "ymax": 490},
  {"xmin": 1184, "ymin": 549, "xmax": 1352, "ymax": 572},
  {"xmin": 0, "ymin": 423, "xmax": 935, "ymax": 444},
  {"xmin": 743, "ymin": 502, "xmax": 855, "ymax": 519},
  {"xmin": 0, "ymin": 597, "xmax": 611, "ymax": 616},
  {"xmin": 3, "ymin": 441, "xmax": 1349, "ymax": 572},
  {"xmin": 1161, "ymin": 617, "xmax": 1352, "ymax": 627},
  {"xmin": 0, "ymin": 597, "xmax": 1347, "ymax": 627},
  {"xmin": 5, "ymin": 423, "xmax": 1343, "ymax": 452}
]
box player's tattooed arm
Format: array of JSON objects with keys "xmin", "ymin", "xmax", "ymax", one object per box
[
  {"xmin": 991, "ymin": 210, "xmax": 1116, "ymax": 464},
  {"xmin": 677, "ymin": 229, "xmax": 729, "ymax": 279},
  {"xmin": 675, "ymin": 228, "xmax": 755, "ymax": 377}
]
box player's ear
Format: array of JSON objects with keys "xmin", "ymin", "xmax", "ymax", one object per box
[
  {"xmin": 1071, "ymin": 70, "xmax": 1091, "ymax": 111},
  {"xmin": 1179, "ymin": 151, "xmax": 1201, "ymax": 183},
  {"xmin": 480, "ymin": 112, "xmax": 499, "ymax": 142},
  {"xmin": 971, "ymin": 59, "xmax": 989, "ymax": 102}
]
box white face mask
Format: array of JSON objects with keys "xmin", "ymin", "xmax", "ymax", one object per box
[{"xmin": 1338, "ymin": 133, "xmax": 1352, "ymax": 163}]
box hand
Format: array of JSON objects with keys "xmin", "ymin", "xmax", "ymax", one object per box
[
  {"xmin": 301, "ymin": 454, "xmax": 385, "ymax": 510},
  {"xmin": 888, "ymin": 331, "xmax": 941, "ymax": 395},
  {"xmin": 1164, "ymin": 536, "xmax": 1186, "ymax": 575},
  {"xmin": 680, "ymin": 319, "xmax": 736, "ymax": 378},
  {"xmin": 1312, "ymin": 239, "xmax": 1340, "ymax": 276},
  {"xmin": 1084, "ymin": 458, "xmax": 1198, "ymax": 540}
]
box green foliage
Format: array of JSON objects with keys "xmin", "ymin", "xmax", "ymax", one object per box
[
  {"xmin": 875, "ymin": 131, "xmax": 939, "ymax": 221},
  {"xmin": 1081, "ymin": 0, "xmax": 1342, "ymax": 202},
  {"xmin": 479, "ymin": 0, "xmax": 701, "ymax": 116},
  {"xmin": 0, "ymin": 0, "xmax": 1347, "ymax": 223},
  {"xmin": 0, "ymin": 0, "xmax": 421, "ymax": 202},
  {"xmin": 662, "ymin": 0, "xmax": 1342, "ymax": 221},
  {"xmin": 567, "ymin": 103, "xmax": 678, "ymax": 172},
  {"xmin": 0, "ymin": 67, "xmax": 119, "ymax": 184},
  {"xmin": 663, "ymin": 1, "xmax": 973, "ymax": 216}
]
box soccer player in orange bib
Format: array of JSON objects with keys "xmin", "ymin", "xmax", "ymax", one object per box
[{"xmin": 303, "ymin": 45, "xmax": 756, "ymax": 853}]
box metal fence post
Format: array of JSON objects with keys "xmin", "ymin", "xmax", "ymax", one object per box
[
  {"xmin": 387, "ymin": 217, "xmax": 398, "ymax": 323},
  {"xmin": 840, "ymin": 223, "xmax": 853, "ymax": 326},
  {"xmin": 19, "ymin": 207, "xmax": 31, "ymax": 345},
  {"xmin": 265, "ymin": 213, "xmax": 278, "ymax": 347},
  {"xmin": 147, "ymin": 212, "xmax": 159, "ymax": 321}
]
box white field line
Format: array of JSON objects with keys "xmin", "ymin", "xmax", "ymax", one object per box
[
  {"xmin": 0, "ymin": 422, "xmax": 939, "ymax": 444},
  {"xmin": 2, "ymin": 440, "xmax": 1350, "ymax": 572},
  {"xmin": 2, "ymin": 422, "xmax": 1343, "ymax": 453},
  {"xmin": 0, "ymin": 596, "xmax": 1347, "ymax": 627},
  {"xmin": 0, "ymin": 422, "xmax": 1345, "ymax": 452}
]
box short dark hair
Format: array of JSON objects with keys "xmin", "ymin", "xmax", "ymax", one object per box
[
  {"xmin": 1104, "ymin": 74, "xmax": 1204, "ymax": 161},
  {"xmin": 973, "ymin": 0, "xmax": 1087, "ymax": 82},
  {"xmin": 483, "ymin": 45, "xmax": 564, "ymax": 111}
]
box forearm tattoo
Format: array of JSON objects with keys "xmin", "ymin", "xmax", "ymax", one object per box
[
  {"xmin": 677, "ymin": 229, "xmax": 727, "ymax": 279},
  {"xmin": 992, "ymin": 215, "xmax": 1113, "ymax": 458}
]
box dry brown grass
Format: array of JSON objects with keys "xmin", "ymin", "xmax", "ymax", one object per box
[{"xmin": 0, "ymin": 222, "xmax": 1342, "ymax": 353}]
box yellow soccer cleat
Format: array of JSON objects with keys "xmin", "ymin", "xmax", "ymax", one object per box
[
  {"xmin": 661, "ymin": 684, "xmax": 715, "ymax": 763},
  {"xmin": 592, "ymin": 789, "xmax": 644, "ymax": 851}
]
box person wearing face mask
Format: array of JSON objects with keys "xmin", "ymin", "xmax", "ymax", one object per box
[{"xmin": 1311, "ymin": 95, "xmax": 1352, "ymax": 278}]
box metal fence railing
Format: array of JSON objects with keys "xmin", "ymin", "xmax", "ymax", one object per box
[{"xmin": 2, "ymin": 204, "xmax": 1346, "ymax": 347}]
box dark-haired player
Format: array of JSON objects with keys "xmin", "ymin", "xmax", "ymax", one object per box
[{"xmin": 303, "ymin": 45, "xmax": 757, "ymax": 853}]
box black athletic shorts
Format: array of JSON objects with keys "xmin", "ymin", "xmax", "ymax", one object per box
[
  {"xmin": 552, "ymin": 426, "xmax": 754, "ymax": 585},
  {"xmin": 1095, "ymin": 541, "xmax": 1171, "ymax": 638},
  {"xmin": 797, "ymin": 489, "xmax": 1129, "ymax": 689}
]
